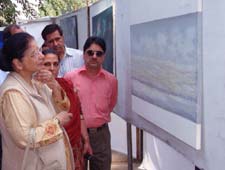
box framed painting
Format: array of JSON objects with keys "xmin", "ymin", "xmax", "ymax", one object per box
[
  {"xmin": 130, "ymin": 12, "xmax": 202, "ymax": 149},
  {"xmin": 59, "ymin": 15, "xmax": 78, "ymax": 49}
]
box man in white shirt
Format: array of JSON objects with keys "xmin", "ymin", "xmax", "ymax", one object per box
[
  {"xmin": 41, "ymin": 24, "xmax": 84, "ymax": 77},
  {"xmin": 0, "ymin": 70, "xmax": 7, "ymax": 84},
  {"xmin": 1, "ymin": 24, "xmax": 24, "ymax": 84}
]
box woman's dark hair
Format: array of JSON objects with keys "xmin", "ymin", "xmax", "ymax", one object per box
[
  {"xmin": 42, "ymin": 48, "xmax": 60, "ymax": 62},
  {"xmin": 0, "ymin": 32, "xmax": 34, "ymax": 71},
  {"xmin": 83, "ymin": 36, "xmax": 106, "ymax": 53}
]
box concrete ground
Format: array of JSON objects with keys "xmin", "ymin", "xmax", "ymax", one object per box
[
  {"xmin": 111, "ymin": 150, "xmax": 141, "ymax": 170},
  {"xmin": 111, "ymin": 162, "xmax": 140, "ymax": 170}
]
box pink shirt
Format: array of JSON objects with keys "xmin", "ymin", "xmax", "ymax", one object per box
[{"xmin": 64, "ymin": 67, "xmax": 118, "ymax": 128}]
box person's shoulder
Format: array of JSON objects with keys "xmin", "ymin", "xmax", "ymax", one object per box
[
  {"xmin": 66, "ymin": 47, "xmax": 83, "ymax": 56},
  {"xmin": 56, "ymin": 77, "xmax": 73, "ymax": 89},
  {"xmin": 0, "ymin": 75, "xmax": 21, "ymax": 96},
  {"xmin": 0, "ymin": 70, "xmax": 8, "ymax": 84},
  {"xmin": 102, "ymin": 69, "xmax": 117, "ymax": 80},
  {"xmin": 64, "ymin": 67, "xmax": 81, "ymax": 78}
]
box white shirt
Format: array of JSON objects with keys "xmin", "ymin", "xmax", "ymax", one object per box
[
  {"xmin": 58, "ymin": 47, "xmax": 84, "ymax": 77},
  {"xmin": 0, "ymin": 70, "xmax": 8, "ymax": 85}
]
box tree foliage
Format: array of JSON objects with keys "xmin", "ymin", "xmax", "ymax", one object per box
[
  {"xmin": 0, "ymin": 0, "xmax": 40, "ymax": 26},
  {"xmin": 39, "ymin": 0, "xmax": 98, "ymax": 17},
  {"xmin": 0, "ymin": 0, "xmax": 98, "ymax": 26},
  {"xmin": 0, "ymin": 0, "xmax": 18, "ymax": 26},
  {"xmin": 17, "ymin": 0, "xmax": 41, "ymax": 18}
]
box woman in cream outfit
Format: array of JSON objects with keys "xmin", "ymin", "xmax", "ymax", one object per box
[{"xmin": 0, "ymin": 32, "xmax": 74, "ymax": 170}]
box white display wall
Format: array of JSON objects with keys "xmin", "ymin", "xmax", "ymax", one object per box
[
  {"xmin": 115, "ymin": 0, "xmax": 202, "ymax": 150},
  {"xmin": 114, "ymin": 0, "xmax": 225, "ymax": 169},
  {"xmin": 21, "ymin": 18, "xmax": 53, "ymax": 47}
]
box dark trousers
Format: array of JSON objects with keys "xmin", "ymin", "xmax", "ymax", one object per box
[{"xmin": 86, "ymin": 124, "xmax": 111, "ymax": 170}]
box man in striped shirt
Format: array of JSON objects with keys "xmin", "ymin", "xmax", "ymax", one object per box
[{"xmin": 41, "ymin": 24, "xmax": 84, "ymax": 77}]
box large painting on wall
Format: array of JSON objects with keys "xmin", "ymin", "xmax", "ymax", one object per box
[
  {"xmin": 92, "ymin": 6, "xmax": 113, "ymax": 73},
  {"xmin": 60, "ymin": 15, "xmax": 78, "ymax": 49},
  {"xmin": 130, "ymin": 12, "xmax": 202, "ymax": 149}
]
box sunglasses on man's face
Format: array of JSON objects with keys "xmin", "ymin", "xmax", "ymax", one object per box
[{"xmin": 85, "ymin": 50, "xmax": 104, "ymax": 57}]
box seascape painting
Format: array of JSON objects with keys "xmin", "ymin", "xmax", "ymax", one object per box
[{"xmin": 131, "ymin": 13, "xmax": 202, "ymax": 123}]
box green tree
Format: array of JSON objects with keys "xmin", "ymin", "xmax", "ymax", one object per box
[
  {"xmin": 0, "ymin": 0, "xmax": 98, "ymax": 26},
  {"xmin": 39, "ymin": 0, "xmax": 99, "ymax": 17},
  {"xmin": 17, "ymin": 0, "xmax": 40, "ymax": 18},
  {"xmin": 0, "ymin": 0, "xmax": 17, "ymax": 26},
  {"xmin": 0, "ymin": 0, "xmax": 39, "ymax": 26}
]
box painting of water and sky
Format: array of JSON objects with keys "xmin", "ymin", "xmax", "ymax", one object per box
[{"xmin": 131, "ymin": 13, "xmax": 201, "ymax": 123}]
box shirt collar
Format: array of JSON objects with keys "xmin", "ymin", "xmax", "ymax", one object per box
[
  {"xmin": 78, "ymin": 66, "xmax": 106, "ymax": 78},
  {"xmin": 64, "ymin": 47, "xmax": 73, "ymax": 58}
]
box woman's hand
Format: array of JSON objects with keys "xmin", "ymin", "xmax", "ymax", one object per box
[
  {"xmin": 35, "ymin": 70, "xmax": 60, "ymax": 90},
  {"xmin": 35, "ymin": 70, "xmax": 68, "ymax": 109},
  {"xmin": 55, "ymin": 111, "xmax": 73, "ymax": 126}
]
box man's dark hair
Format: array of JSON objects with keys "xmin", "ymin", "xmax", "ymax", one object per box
[
  {"xmin": 41, "ymin": 24, "xmax": 63, "ymax": 41},
  {"xmin": 83, "ymin": 36, "xmax": 106, "ymax": 53},
  {"xmin": 3, "ymin": 24, "xmax": 21, "ymax": 42}
]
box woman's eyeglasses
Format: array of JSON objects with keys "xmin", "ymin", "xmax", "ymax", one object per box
[
  {"xmin": 29, "ymin": 48, "xmax": 42, "ymax": 58},
  {"xmin": 85, "ymin": 50, "xmax": 104, "ymax": 57}
]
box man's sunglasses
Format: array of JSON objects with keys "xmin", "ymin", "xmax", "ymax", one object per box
[{"xmin": 85, "ymin": 50, "xmax": 104, "ymax": 57}]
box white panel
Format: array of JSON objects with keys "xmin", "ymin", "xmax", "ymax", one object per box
[
  {"xmin": 114, "ymin": 0, "xmax": 131, "ymax": 116},
  {"xmin": 132, "ymin": 96, "xmax": 201, "ymax": 149},
  {"xmin": 21, "ymin": 18, "xmax": 53, "ymax": 47},
  {"xmin": 140, "ymin": 133, "xmax": 194, "ymax": 170},
  {"xmin": 130, "ymin": 0, "xmax": 202, "ymax": 25},
  {"xmin": 75, "ymin": 7, "xmax": 88, "ymax": 50}
]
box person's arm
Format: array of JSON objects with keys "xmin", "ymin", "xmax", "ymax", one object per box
[
  {"xmin": 51, "ymin": 82, "xmax": 70, "ymax": 111},
  {"xmin": 109, "ymin": 78, "xmax": 118, "ymax": 112},
  {"xmin": 80, "ymin": 114, "xmax": 93, "ymax": 155},
  {"xmin": 34, "ymin": 70, "xmax": 70, "ymax": 111},
  {"xmin": 1, "ymin": 90, "xmax": 71, "ymax": 148}
]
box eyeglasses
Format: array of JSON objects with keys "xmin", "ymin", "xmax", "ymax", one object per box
[
  {"xmin": 85, "ymin": 50, "xmax": 104, "ymax": 57},
  {"xmin": 30, "ymin": 49, "xmax": 42, "ymax": 58}
]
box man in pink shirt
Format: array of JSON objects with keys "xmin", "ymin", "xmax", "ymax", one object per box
[{"xmin": 64, "ymin": 36, "xmax": 118, "ymax": 170}]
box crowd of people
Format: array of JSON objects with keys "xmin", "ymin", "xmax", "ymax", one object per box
[{"xmin": 0, "ymin": 23, "xmax": 118, "ymax": 170}]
